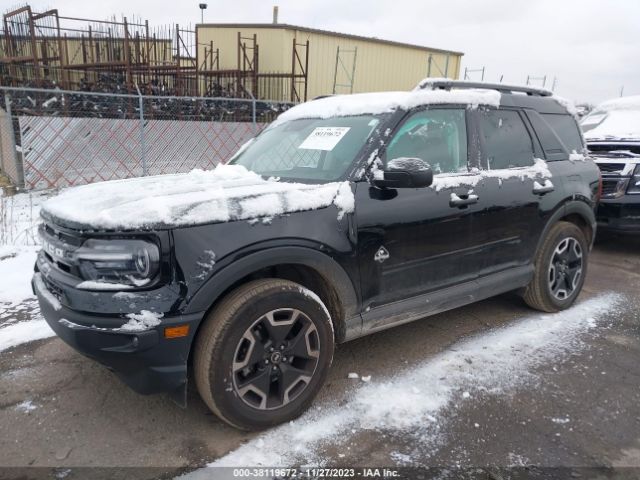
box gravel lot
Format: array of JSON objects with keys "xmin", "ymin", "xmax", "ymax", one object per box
[{"xmin": 0, "ymin": 234, "xmax": 638, "ymax": 479}]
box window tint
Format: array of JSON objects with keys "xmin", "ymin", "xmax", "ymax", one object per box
[
  {"xmin": 542, "ymin": 114, "xmax": 584, "ymax": 152},
  {"xmin": 386, "ymin": 109, "xmax": 467, "ymax": 174},
  {"xmin": 478, "ymin": 110, "xmax": 534, "ymax": 169}
]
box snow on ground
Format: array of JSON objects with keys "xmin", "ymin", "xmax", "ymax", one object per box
[
  {"xmin": 0, "ymin": 190, "xmax": 48, "ymax": 246},
  {"xmin": 0, "ymin": 246, "xmax": 39, "ymax": 305},
  {"xmin": 15, "ymin": 399, "xmax": 38, "ymax": 413},
  {"xmin": 180, "ymin": 293, "xmax": 621, "ymax": 474},
  {"xmin": 0, "ymin": 190, "xmax": 55, "ymax": 352},
  {"xmin": 42, "ymin": 165, "xmax": 355, "ymax": 230},
  {"xmin": 0, "ymin": 319, "xmax": 54, "ymax": 353},
  {"xmin": 0, "ymin": 190, "xmax": 49, "ymax": 308}
]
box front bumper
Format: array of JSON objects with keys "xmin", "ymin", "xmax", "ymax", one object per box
[
  {"xmin": 33, "ymin": 274, "xmax": 203, "ymax": 395},
  {"xmin": 597, "ymin": 200, "xmax": 640, "ymax": 233}
]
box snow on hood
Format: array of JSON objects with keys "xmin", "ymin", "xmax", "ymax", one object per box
[
  {"xmin": 41, "ymin": 165, "xmax": 354, "ymax": 230},
  {"xmin": 272, "ymin": 89, "xmax": 501, "ymax": 127},
  {"xmin": 593, "ymin": 95, "xmax": 640, "ymax": 112},
  {"xmin": 582, "ymin": 95, "xmax": 640, "ymax": 142}
]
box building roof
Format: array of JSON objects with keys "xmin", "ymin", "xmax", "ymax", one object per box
[{"xmin": 196, "ymin": 23, "xmax": 464, "ymax": 56}]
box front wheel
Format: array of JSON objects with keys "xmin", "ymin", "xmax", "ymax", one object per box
[
  {"xmin": 523, "ymin": 221, "xmax": 589, "ymax": 312},
  {"xmin": 193, "ymin": 279, "xmax": 334, "ymax": 430}
]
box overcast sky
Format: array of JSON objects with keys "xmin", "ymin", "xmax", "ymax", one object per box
[{"xmin": 23, "ymin": 0, "xmax": 640, "ymax": 104}]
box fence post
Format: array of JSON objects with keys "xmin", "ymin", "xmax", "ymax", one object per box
[
  {"xmin": 3, "ymin": 92, "xmax": 25, "ymax": 190},
  {"xmin": 247, "ymin": 91, "xmax": 258, "ymax": 135},
  {"xmin": 135, "ymin": 84, "xmax": 148, "ymax": 176}
]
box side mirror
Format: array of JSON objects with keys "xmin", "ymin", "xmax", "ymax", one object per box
[{"xmin": 372, "ymin": 157, "xmax": 433, "ymax": 189}]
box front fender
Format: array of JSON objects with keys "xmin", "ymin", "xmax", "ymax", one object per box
[{"xmin": 181, "ymin": 245, "xmax": 360, "ymax": 340}]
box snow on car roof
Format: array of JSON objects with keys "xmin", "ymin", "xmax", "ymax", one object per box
[{"xmin": 272, "ymin": 88, "xmax": 502, "ymax": 126}]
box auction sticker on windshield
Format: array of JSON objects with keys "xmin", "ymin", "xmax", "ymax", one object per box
[{"xmin": 298, "ymin": 127, "xmax": 351, "ymax": 151}]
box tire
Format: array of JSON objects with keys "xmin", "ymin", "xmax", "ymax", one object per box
[
  {"xmin": 193, "ymin": 279, "xmax": 334, "ymax": 430},
  {"xmin": 523, "ymin": 221, "xmax": 588, "ymax": 313}
]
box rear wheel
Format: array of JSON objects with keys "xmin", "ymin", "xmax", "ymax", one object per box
[
  {"xmin": 193, "ymin": 279, "xmax": 334, "ymax": 430},
  {"xmin": 523, "ymin": 221, "xmax": 588, "ymax": 312}
]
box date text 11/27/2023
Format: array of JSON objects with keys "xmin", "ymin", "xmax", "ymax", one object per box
[{"xmin": 231, "ymin": 467, "xmax": 401, "ymax": 478}]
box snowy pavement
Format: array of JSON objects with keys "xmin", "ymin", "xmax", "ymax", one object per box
[
  {"xmin": 0, "ymin": 202, "xmax": 639, "ymax": 477},
  {"xmin": 185, "ymin": 294, "xmax": 621, "ymax": 471},
  {"xmin": 0, "ymin": 191, "xmax": 55, "ymax": 353}
]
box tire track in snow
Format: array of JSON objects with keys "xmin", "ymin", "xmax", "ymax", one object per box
[{"xmin": 181, "ymin": 293, "xmax": 622, "ymax": 474}]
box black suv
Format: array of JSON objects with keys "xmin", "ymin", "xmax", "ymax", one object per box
[
  {"xmin": 34, "ymin": 80, "xmax": 600, "ymax": 430},
  {"xmin": 581, "ymin": 96, "xmax": 640, "ymax": 233}
]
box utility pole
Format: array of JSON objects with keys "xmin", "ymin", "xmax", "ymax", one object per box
[{"xmin": 620, "ymin": 86, "xmax": 625, "ymax": 97}]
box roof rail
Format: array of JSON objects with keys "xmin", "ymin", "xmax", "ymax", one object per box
[{"xmin": 416, "ymin": 79, "xmax": 553, "ymax": 97}]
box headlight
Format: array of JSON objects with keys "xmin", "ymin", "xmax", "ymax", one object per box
[
  {"xmin": 73, "ymin": 238, "xmax": 160, "ymax": 287},
  {"xmin": 627, "ymin": 164, "xmax": 640, "ymax": 194}
]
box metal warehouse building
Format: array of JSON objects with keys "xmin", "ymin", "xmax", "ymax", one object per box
[{"xmin": 196, "ymin": 22, "xmax": 463, "ymax": 102}]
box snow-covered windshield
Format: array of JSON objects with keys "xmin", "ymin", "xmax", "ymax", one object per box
[
  {"xmin": 581, "ymin": 95, "xmax": 640, "ymax": 141},
  {"xmin": 581, "ymin": 110, "xmax": 640, "ymax": 141},
  {"xmin": 229, "ymin": 115, "xmax": 384, "ymax": 182}
]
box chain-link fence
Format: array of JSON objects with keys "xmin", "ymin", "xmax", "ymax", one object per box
[{"xmin": 0, "ymin": 86, "xmax": 295, "ymax": 190}]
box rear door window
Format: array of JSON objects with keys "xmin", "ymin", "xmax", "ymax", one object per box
[
  {"xmin": 541, "ymin": 114, "xmax": 584, "ymax": 152},
  {"xmin": 478, "ymin": 109, "xmax": 535, "ymax": 169}
]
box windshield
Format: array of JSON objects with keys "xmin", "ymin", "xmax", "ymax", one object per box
[
  {"xmin": 229, "ymin": 115, "xmax": 384, "ymax": 182},
  {"xmin": 581, "ymin": 109, "xmax": 640, "ymax": 140}
]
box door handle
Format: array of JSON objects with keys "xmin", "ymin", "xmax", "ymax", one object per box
[
  {"xmin": 450, "ymin": 193, "xmax": 479, "ymax": 208},
  {"xmin": 533, "ymin": 179, "xmax": 554, "ymax": 195}
]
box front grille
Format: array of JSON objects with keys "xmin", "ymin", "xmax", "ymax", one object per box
[
  {"xmin": 597, "ymin": 163, "xmax": 626, "ymax": 174},
  {"xmin": 40, "ymin": 222, "xmax": 83, "ymax": 278},
  {"xmin": 44, "ymin": 224, "xmax": 83, "ymax": 247}
]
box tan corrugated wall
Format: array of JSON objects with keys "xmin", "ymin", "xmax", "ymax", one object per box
[
  {"xmin": 196, "ymin": 25, "xmax": 462, "ymax": 100},
  {"xmin": 290, "ymin": 28, "xmax": 460, "ymax": 98}
]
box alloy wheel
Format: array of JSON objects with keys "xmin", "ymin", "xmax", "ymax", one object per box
[
  {"xmin": 232, "ymin": 308, "xmax": 321, "ymax": 410},
  {"xmin": 548, "ymin": 237, "xmax": 583, "ymax": 300}
]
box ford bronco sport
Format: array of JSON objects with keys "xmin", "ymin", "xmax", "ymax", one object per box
[{"xmin": 34, "ymin": 80, "xmax": 600, "ymax": 430}]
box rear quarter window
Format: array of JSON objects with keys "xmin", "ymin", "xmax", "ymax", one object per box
[{"xmin": 541, "ymin": 114, "xmax": 584, "ymax": 153}]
